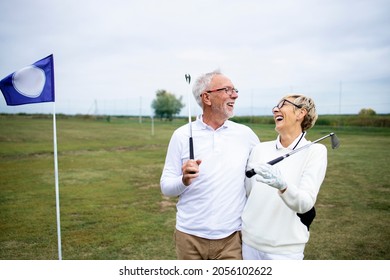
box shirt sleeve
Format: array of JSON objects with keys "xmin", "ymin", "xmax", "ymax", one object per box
[
  {"xmin": 279, "ymin": 144, "xmax": 328, "ymax": 213},
  {"xmin": 160, "ymin": 130, "xmax": 188, "ymax": 197},
  {"xmin": 244, "ymin": 128, "xmax": 260, "ymax": 196}
]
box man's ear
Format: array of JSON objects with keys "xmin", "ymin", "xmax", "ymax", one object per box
[{"xmin": 201, "ymin": 93, "xmax": 212, "ymax": 106}]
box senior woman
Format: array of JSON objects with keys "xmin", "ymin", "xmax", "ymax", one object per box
[{"xmin": 242, "ymin": 94, "xmax": 328, "ymax": 260}]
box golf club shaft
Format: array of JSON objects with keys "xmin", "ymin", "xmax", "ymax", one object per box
[
  {"xmin": 185, "ymin": 74, "xmax": 194, "ymax": 160},
  {"xmin": 246, "ymin": 133, "xmax": 334, "ymax": 178}
]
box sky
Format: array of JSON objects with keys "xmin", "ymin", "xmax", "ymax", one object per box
[{"xmin": 0, "ymin": 0, "xmax": 389, "ymax": 116}]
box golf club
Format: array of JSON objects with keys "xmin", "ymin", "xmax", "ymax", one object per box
[
  {"xmin": 185, "ymin": 74, "xmax": 194, "ymax": 160},
  {"xmin": 246, "ymin": 132, "xmax": 340, "ymax": 178}
]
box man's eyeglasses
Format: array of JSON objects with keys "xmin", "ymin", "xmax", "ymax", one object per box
[
  {"xmin": 205, "ymin": 87, "xmax": 239, "ymax": 96},
  {"xmin": 272, "ymin": 99, "xmax": 302, "ymax": 112}
]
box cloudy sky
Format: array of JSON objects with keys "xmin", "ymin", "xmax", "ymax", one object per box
[{"xmin": 0, "ymin": 0, "xmax": 389, "ymax": 116}]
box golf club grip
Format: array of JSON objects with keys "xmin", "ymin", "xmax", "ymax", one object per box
[
  {"xmin": 245, "ymin": 169, "xmax": 256, "ymax": 178},
  {"xmin": 245, "ymin": 156, "xmax": 285, "ymax": 178},
  {"xmin": 189, "ymin": 137, "xmax": 194, "ymax": 160}
]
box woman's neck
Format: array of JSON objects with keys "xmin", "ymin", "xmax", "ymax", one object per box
[{"xmin": 279, "ymin": 131, "xmax": 303, "ymax": 148}]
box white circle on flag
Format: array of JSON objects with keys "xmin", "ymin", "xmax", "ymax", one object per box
[{"xmin": 12, "ymin": 66, "xmax": 46, "ymax": 98}]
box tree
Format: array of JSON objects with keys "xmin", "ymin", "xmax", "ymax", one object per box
[{"xmin": 151, "ymin": 89, "xmax": 185, "ymax": 121}]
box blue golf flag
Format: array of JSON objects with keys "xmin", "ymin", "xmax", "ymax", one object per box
[{"xmin": 0, "ymin": 54, "xmax": 55, "ymax": 106}]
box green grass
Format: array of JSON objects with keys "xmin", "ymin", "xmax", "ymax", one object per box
[{"xmin": 0, "ymin": 115, "xmax": 389, "ymax": 259}]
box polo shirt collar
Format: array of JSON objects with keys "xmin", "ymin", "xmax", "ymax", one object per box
[{"xmin": 196, "ymin": 114, "xmax": 229, "ymax": 130}]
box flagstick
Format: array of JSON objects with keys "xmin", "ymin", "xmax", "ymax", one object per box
[
  {"xmin": 151, "ymin": 115, "xmax": 154, "ymax": 136},
  {"xmin": 52, "ymin": 102, "xmax": 62, "ymax": 260}
]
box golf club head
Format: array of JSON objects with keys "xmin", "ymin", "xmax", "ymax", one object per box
[{"xmin": 330, "ymin": 133, "xmax": 340, "ymax": 149}]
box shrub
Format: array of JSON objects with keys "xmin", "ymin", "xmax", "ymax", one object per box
[{"xmin": 358, "ymin": 108, "xmax": 376, "ymax": 116}]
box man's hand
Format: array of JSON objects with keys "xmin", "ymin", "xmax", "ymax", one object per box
[{"xmin": 182, "ymin": 159, "xmax": 202, "ymax": 186}]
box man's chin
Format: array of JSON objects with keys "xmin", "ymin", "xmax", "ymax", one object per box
[{"xmin": 227, "ymin": 111, "xmax": 234, "ymax": 119}]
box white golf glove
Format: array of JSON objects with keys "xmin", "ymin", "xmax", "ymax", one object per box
[{"xmin": 253, "ymin": 163, "xmax": 287, "ymax": 191}]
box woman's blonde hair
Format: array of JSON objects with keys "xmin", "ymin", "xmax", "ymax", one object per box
[{"xmin": 283, "ymin": 94, "xmax": 318, "ymax": 131}]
